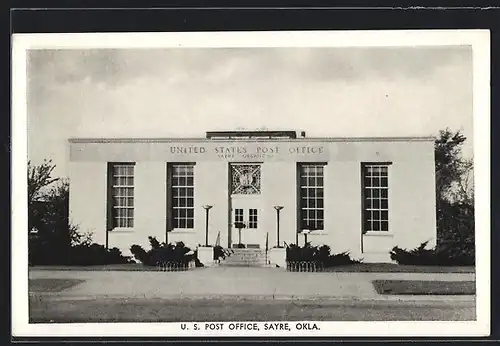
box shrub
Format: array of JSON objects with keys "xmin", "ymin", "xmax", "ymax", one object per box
[
  {"xmin": 390, "ymin": 241, "xmax": 474, "ymax": 266},
  {"xmin": 286, "ymin": 242, "xmax": 361, "ymax": 267},
  {"xmin": 130, "ymin": 236, "xmax": 197, "ymax": 266},
  {"xmin": 130, "ymin": 244, "xmax": 148, "ymax": 264},
  {"xmin": 324, "ymin": 251, "xmax": 361, "ymax": 266},
  {"xmin": 67, "ymin": 244, "xmax": 132, "ymax": 266},
  {"xmin": 214, "ymin": 245, "xmax": 231, "ymax": 260},
  {"xmin": 29, "ymin": 234, "xmax": 132, "ymax": 266},
  {"xmin": 287, "ymin": 242, "xmax": 316, "ymax": 262}
]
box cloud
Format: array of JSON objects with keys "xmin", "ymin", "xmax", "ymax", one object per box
[
  {"xmin": 26, "ymin": 46, "xmax": 473, "ymax": 178},
  {"xmin": 28, "ymin": 46, "xmax": 471, "ymax": 86}
]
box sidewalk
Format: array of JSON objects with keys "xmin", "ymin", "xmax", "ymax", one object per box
[{"xmin": 29, "ymin": 266, "xmax": 476, "ymax": 302}]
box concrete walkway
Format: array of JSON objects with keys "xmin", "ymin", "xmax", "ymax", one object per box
[{"xmin": 29, "ymin": 267, "xmax": 475, "ymax": 301}]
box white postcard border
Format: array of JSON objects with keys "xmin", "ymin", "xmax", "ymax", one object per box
[{"xmin": 11, "ymin": 29, "xmax": 491, "ymax": 337}]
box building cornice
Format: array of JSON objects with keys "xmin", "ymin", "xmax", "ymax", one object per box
[{"xmin": 69, "ymin": 136, "xmax": 436, "ymax": 144}]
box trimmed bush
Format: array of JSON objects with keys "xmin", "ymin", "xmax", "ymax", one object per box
[
  {"xmin": 130, "ymin": 236, "xmax": 199, "ymax": 266},
  {"xmin": 324, "ymin": 250, "xmax": 362, "ymax": 267},
  {"xmin": 286, "ymin": 242, "xmax": 361, "ymax": 267},
  {"xmin": 390, "ymin": 241, "xmax": 474, "ymax": 266},
  {"xmin": 67, "ymin": 244, "xmax": 132, "ymax": 266}
]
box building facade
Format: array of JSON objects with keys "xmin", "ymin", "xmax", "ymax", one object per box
[{"xmin": 68, "ymin": 130, "xmax": 437, "ymax": 262}]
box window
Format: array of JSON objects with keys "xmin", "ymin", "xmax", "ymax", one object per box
[
  {"xmin": 234, "ymin": 208, "xmax": 244, "ymax": 224},
  {"xmin": 299, "ymin": 164, "xmax": 325, "ymax": 230},
  {"xmin": 248, "ymin": 209, "xmax": 258, "ymax": 229},
  {"xmin": 170, "ymin": 164, "xmax": 195, "ymax": 229},
  {"xmin": 110, "ymin": 163, "xmax": 135, "ymax": 228},
  {"xmin": 362, "ymin": 163, "xmax": 390, "ymax": 232}
]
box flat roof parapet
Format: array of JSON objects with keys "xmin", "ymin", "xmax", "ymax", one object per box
[
  {"xmin": 68, "ymin": 136, "xmax": 435, "ymax": 144},
  {"xmin": 206, "ymin": 130, "xmax": 298, "ymax": 139}
]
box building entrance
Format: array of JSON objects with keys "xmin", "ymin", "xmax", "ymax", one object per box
[
  {"xmin": 229, "ymin": 163, "xmax": 264, "ymax": 248},
  {"xmin": 230, "ymin": 196, "xmax": 263, "ymax": 248}
]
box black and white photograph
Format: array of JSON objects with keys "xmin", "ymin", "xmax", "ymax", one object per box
[{"xmin": 11, "ymin": 30, "xmax": 490, "ymax": 337}]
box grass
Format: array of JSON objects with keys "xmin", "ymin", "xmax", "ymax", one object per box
[
  {"xmin": 29, "ymin": 263, "xmax": 159, "ymax": 271},
  {"xmin": 29, "ymin": 279, "xmax": 86, "ymax": 292},
  {"xmin": 324, "ymin": 263, "xmax": 475, "ymax": 273},
  {"xmin": 30, "ymin": 262, "xmax": 475, "ymax": 273},
  {"xmin": 372, "ymin": 280, "xmax": 476, "ymax": 295},
  {"xmin": 29, "ymin": 296, "xmax": 476, "ymax": 323}
]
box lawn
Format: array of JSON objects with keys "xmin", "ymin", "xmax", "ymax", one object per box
[
  {"xmin": 29, "ymin": 296, "xmax": 476, "ymax": 323},
  {"xmin": 30, "ymin": 263, "xmax": 475, "ymax": 273},
  {"xmin": 29, "ymin": 263, "xmax": 158, "ymax": 271},
  {"xmin": 372, "ymin": 280, "xmax": 476, "ymax": 295},
  {"xmin": 325, "ymin": 263, "xmax": 475, "ymax": 273},
  {"xmin": 29, "ymin": 279, "xmax": 86, "ymax": 292}
]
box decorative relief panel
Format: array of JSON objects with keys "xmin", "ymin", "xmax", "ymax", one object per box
[{"xmin": 231, "ymin": 164, "xmax": 261, "ymax": 195}]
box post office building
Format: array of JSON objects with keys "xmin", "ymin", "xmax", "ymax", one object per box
[{"xmin": 68, "ymin": 130, "xmax": 437, "ymax": 262}]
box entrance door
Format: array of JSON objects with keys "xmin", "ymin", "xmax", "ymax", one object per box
[
  {"xmin": 231, "ymin": 198, "xmax": 262, "ymax": 248},
  {"xmin": 229, "ymin": 163, "xmax": 263, "ymax": 248}
]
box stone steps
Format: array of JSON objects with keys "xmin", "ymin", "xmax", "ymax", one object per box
[{"xmin": 220, "ymin": 248, "xmax": 269, "ymax": 267}]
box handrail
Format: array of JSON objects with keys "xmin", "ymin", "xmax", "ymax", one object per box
[
  {"xmin": 265, "ymin": 232, "xmax": 269, "ymax": 265},
  {"xmin": 215, "ymin": 231, "xmax": 220, "ymax": 247},
  {"xmin": 283, "ymin": 241, "xmax": 289, "ymax": 248}
]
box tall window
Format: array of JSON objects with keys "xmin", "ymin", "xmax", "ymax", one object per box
[
  {"xmin": 362, "ymin": 163, "xmax": 390, "ymax": 232},
  {"xmin": 111, "ymin": 163, "xmax": 135, "ymax": 228},
  {"xmin": 248, "ymin": 209, "xmax": 258, "ymax": 229},
  {"xmin": 170, "ymin": 164, "xmax": 195, "ymax": 229},
  {"xmin": 299, "ymin": 164, "xmax": 325, "ymax": 230}
]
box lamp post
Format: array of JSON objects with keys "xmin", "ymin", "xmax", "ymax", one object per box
[
  {"xmin": 273, "ymin": 205, "xmax": 284, "ymax": 247},
  {"xmin": 202, "ymin": 205, "xmax": 213, "ymax": 246},
  {"xmin": 234, "ymin": 222, "xmax": 245, "ymax": 246}
]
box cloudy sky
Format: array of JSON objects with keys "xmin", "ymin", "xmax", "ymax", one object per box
[{"xmin": 27, "ymin": 46, "xmax": 473, "ymax": 178}]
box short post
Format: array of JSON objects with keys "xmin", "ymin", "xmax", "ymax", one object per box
[
  {"xmin": 105, "ymin": 228, "xmax": 109, "ymax": 250},
  {"xmin": 202, "ymin": 205, "xmax": 213, "ymax": 246},
  {"xmin": 302, "ymin": 229, "xmax": 310, "ymax": 246},
  {"xmin": 274, "ymin": 205, "xmax": 284, "ymax": 247},
  {"xmin": 234, "ymin": 222, "xmax": 245, "ymax": 246}
]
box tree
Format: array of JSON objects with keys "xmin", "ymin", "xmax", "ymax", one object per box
[
  {"xmin": 40, "ymin": 179, "xmax": 85, "ymax": 246},
  {"xmin": 28, "ymin": 161, "xmax": 84, "ymax": 264},
  {"xmin": 434, "ymin": 129, "xmax": 468, "ymax": 203},
  {"xmin": 28, "ymin": 159, "xmax": 59, "ymax": 206},
  {"xmin": 28, "ymin": 178, "xmax": 78, "ymax": 264},
  {"xmin": 28, "ymin": 159, "xmax": 59, "ymax": 234},
  {"xmin": 450, "ymin": 157, "xmax": 474, "ymax": 206},
  {"xmin": 434, "ymin": 129, "xmax": 474, "ymax": 261}
]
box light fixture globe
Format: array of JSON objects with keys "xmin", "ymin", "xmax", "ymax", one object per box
[
  {"xmin": 273, "ymin": 205, "xmax": 284, "ymax": 211},
  {"xmin": 202, "ymin": 204, "xmax": 213, "ymax": 210}
]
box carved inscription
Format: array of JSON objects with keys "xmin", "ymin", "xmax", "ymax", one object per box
[{"xmin": 167, "ymin": 144, "xmax": 326, "ymax": 161}]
